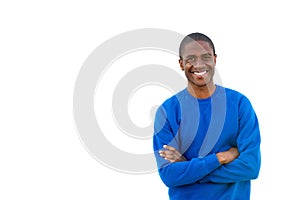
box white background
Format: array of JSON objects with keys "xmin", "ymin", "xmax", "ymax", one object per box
[{"xmin": 1, "ymin": 0, "xmax": 299, "ymax": 199}]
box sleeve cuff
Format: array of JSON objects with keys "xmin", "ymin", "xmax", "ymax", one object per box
[{"xmin": 203, "ymin": 153, "xmax": 221, "ymax": 173}]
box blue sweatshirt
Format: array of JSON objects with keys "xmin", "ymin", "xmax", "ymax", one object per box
[{"xmin": 153, "ymin": 85, "xmax": 261, "ymax": 200}]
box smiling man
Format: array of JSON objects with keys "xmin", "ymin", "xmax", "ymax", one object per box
[{"xmin": 153, "ymin": 32, "xmax": 261, "ymax": 200}]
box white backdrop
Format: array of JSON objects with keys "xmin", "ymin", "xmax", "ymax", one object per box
[{"xmin": 1, "ymin": 0, "xmax": 299, "ymax": 199}]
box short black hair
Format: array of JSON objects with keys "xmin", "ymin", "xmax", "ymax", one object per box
[{"xmin": 179, "ymin": 32, "xmax": 216, "ymax": 59}]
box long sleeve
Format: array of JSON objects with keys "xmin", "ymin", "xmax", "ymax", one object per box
[
  {"xmin": 153, "ymin": 105, "xmax": 221, "ymax": 188},
  {"xmin": 200, "ymin": 96, "xmax": 261, "ymax": 183}
]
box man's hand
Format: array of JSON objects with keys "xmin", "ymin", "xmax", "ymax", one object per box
[
  {"xmin": 159, "ymin": 145, "xmax": 187, "ymax": 163},
  {"xmin": 216, "ymin": 147, "xmax": 240, "ymax": 164}
]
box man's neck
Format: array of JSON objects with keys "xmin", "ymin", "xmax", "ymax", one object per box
[{"xmin": 187, "ymin": 83, "xmax": 216, "ymax": 99}]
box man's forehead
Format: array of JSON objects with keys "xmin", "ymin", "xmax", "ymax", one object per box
[{"xmin": 183, "ymin": 40, "xmax": 213, "ymax": 55}]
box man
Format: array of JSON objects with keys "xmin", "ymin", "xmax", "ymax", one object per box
[{"xmin": 153, "ymin": 32, "xmax": 261, "ymax": 199}]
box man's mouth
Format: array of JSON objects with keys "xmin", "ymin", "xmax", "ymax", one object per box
[{"xmin": 191, "ymin": 70, "xmax": 208, "ymax": 76}]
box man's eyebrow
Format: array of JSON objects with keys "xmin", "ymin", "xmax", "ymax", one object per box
[
  {"xmin": 185, "ymin": 53, "xmax": 212, "ymax": 57},
  {"xmin": 202, "ymin": 53, "xmax": 213, "ymax": 56},
  {"xmin": 185, "ymin": 54, "xmax": 196, "ymax": 58}
]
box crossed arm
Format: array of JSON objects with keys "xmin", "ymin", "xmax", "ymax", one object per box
[
  {"xmin": 159, "ymin": 145, "xmax": 240, "ymax": 164},
  {"xmin": 155, "ymin": 144, "xmax": 241, "ymax": 187}
]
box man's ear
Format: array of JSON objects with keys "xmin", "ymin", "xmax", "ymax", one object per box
[
  {"xmin": 214, "ymin": 54, "xmax": 217, "ymax": 63},
  {"xmin": 179, "ymin": 59, "xmax": 184, "ymax": 71}
]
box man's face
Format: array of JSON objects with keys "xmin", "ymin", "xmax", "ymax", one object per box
[{"xmin": 179, "ymin": 40, "xmax": 216, "ymax": 88}]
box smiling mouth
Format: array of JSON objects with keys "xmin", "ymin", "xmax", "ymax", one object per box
[{"xmin": 191, "ymin": 70, "xmax": 208, "ymax": 76}]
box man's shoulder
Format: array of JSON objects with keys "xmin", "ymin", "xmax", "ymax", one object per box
[
  {"xmin": 220, "ymin": 85, "xmax": 252, "ymax": 106},
  {"xmin": 159, "ymin": 88, "xmax": 188, "ymax": 109},
  {"xmin": 220, "ymin": 85, "xmax": 247, "ymax": 99}
]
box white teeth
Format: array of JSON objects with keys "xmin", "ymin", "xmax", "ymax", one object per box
[{"xmin": 194, "ymin": 71, "xmax": 207, "ymax": 76}]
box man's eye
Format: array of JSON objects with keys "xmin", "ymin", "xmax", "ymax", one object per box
[
  {"xmin": 187, "ymin": 57, "xmax": 195, "ymax": 62},
  {"xmin": 202, "ymin": 55, "xmax": 212, "ymax": 61}
]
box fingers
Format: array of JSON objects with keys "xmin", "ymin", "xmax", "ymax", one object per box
[
  {"xmin": 228, "ymin": 147, "xmax": 240, "ymax": 157},
  {"xmin": 159, "ymin": 150, "xmax": 180, "ymax": 162},
  {"xmin": 159, "ymin": 145, "xmax": 185, "ymax": 162},
  {"xmin": 229, "ymin": 147, "xmax": 238, "ymax": 152},
  {"xmin": 225, "ymin": 147, "xmax": 240, "ymax": 162},
  {"xmin": 217, "ymin": 147, "xmax": 240, "ymax": 164},
  {"xmin": 163, "ymin": 145, "xmax": 176, "ymax": 151}
]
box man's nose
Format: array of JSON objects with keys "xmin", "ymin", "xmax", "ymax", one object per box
[{"xmin": 193, "ymin": 58, "xmax": 206, "ymax": 67}]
